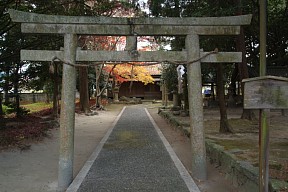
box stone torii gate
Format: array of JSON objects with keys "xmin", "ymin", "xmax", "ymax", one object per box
[{"xmin": 9, "ymin": 9, "xmax": 251, "ymax": 191}]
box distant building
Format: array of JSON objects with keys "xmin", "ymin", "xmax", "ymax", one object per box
[{"xmin": 118, "ymin": 64, "xmax": 162, "ymax": 100}]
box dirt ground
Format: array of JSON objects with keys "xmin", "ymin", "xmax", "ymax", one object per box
[
  {"xmin": 0, "ymin": 104, "xmax": 124, "ymax": 192},
  {"xmin": 1, "ymin": 103, "xmax": 280, "ymax": 192}
]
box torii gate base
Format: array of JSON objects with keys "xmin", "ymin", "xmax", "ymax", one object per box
[{"xmin": 9, "ymin": 9, "xmax": 251, "ymax": 191}]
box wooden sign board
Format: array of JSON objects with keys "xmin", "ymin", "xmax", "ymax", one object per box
[{"xmin": 243, "ymin": 76, "xmax": 288, "ymax": 109}]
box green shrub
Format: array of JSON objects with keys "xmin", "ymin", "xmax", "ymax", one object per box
[
  {"xmin": 2, "ymin": 105, "xmax": 12, "ymax": 115},
  {"xmin": 2, "ymin": 103, "xmax": 30, "ymax": 115}
]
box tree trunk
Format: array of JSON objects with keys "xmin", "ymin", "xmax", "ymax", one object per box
[
  {"xmin": 0, "ymin": 94, "xmax": 3, "ymax": 117},
  {"xmin": 45, "ymin": 92, "xmax": 50, "ymax": 103},
  {"xmin": 237, "ymin": 27, "xmax": 256, "ymax": 120},
  {"xmin": 183, "ymin": 67, "xmax": 189, "ymax": 112},
  {"xmin": 13, "ymin": 64, "xmax": 21, "ymax": 117},
  {"xmin": 79, "ymin": 67, "xmax": 91, "ymax": 114},
  {"xmin": 94, "ymin": 64, "xmax": 114, "ymax": 108},
  {"xmin": 95, "ymin": 65, "xmax": 101, "ymax": 107},
  {"xmin": 15, "ymin": 93, "xmax": 20, "ymax": 117},
  {"xmin": 52, "ymin": 63, "xmax": 59, "ymax": 118},
  {"xmin": 13, "ymin": 85, "xmax": 20, "ymax": 117},
  {"xmin": 96, "ymin": 95, "xmax": 101, "ymax": 108},
  {"xmin": 230, "ymin": 65, "xmax": 238, "ymax": 97},
  {"xmin": 234, "ymin": 0, "xmax": 256, "ymax": 120},
  {"xmin": 4, "ymin": 67, "xmax": 9, "ymax": 105},
  {"xmin": 216, "ymin": 64, "xmax": 233, "ymax": 133}
]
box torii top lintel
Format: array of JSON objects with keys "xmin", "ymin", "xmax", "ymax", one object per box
[{"xmin": 8, "ymin": 9, "xmax": 252, "ymax": 36}]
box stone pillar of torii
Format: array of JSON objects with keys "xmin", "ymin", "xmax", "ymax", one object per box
[{"xmin": 9, "ymin": 9, "xmax": 251, "ymax": 191}]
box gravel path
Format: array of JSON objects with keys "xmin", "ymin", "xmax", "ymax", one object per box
[{"xmin": 68, "ymin": 106, "xmax": 199, "ymax": 192}]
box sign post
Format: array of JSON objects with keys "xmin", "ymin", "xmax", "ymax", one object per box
[{"xmin": 243, "ymin": 76, "xmax": 288, "ymax": 192}]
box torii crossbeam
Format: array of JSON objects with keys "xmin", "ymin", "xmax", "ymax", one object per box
[{"xmin": 9, "ymin": 9, "xmax": 252, "ymax": 191}]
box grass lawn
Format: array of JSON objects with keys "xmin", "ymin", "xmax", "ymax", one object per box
[{"xmin": 21, "ymin": 102, "xmax": 53, "ymax": 113}]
